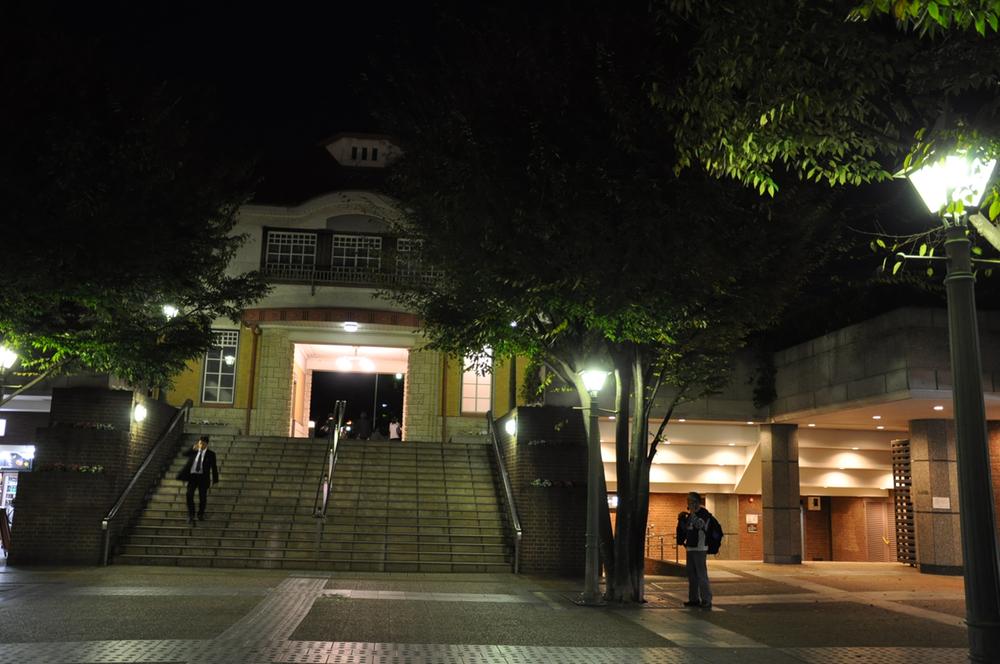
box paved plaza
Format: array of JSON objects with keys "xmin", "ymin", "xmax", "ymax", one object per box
[{"xmin": 0, "ymin": 560, "xmax": 970, "ymax": 663}]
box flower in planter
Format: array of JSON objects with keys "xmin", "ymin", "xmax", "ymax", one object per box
[
  {"xmin": 530, "ymin": 478, "xmax": 575, "ymax": 488},
  {"xmin": 37, "ymin": 463, "xmax": 105, "ymax": 474}
]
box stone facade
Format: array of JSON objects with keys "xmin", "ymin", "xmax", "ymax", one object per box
[
  {"xmin": 403, "ymin": 347, "xmax": 443, "ymax": 442},
  {"xmin": 771, "ymin": 308, "xmax": 1000, "ymax": 418},
  {"xmin": 250, "ymin": 328, "xmax": 294, "ymax": 437},
  {"xmin": 760, "ymin": 423, "xmax": 802, "ymax": 564},
  {"xmin": 909, "ymin": 419, "xmax": 963, "ymax": 574}
]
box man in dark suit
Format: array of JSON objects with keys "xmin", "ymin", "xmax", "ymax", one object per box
[{"xmin": 177, "ymin": 436, "xmax": 219, "ymax": 526}]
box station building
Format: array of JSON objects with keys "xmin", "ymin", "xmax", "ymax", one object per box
[{"xmin": 145, "ymin": 133, "xmax": 1000, "ymax": 573}]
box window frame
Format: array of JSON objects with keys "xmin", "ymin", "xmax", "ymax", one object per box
[
  {"xmin": 460, "ymin": 350, "xmax": 493, "ymax": 415},
  {"xmin": 201, "ymin": 329, "xmax": 240, "ymax": 405}
]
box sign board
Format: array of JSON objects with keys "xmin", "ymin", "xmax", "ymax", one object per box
[
  {"xmin": 808, "ymin": 496, "xmax": 822, "ymax": 511},
  {"xmin": 745, "ymin": 513, "xmax": 759, "ymax": 525},
  {"xmin": 932, "ymin": 496, "xmax": 951, "ymax": 510}
]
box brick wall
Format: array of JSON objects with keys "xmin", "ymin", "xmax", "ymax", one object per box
[
  {"xmin": 990, "ymin": 422, "xmax": 1000, "ymax": 544},
  {"xmin": 803, "ymin": 496, "xmax": 832, "ymax": 561},
  {"xmin": 738, "ymin": 495, "xmax": 764, "ymax": 560},
  {"xmin": 496, "ymin": 407, "xmax": 587, "ymax": 575},
  {"xmin": 637, "ymin": 493, "xmax": 688, "ymax": 562},
  {"xmin": 831, "ymin": 497, "xmax": 868, "ymax": 561},
  {"xmin": 9, "ymin": 388, "xmax": 182, "ymax": 564}
]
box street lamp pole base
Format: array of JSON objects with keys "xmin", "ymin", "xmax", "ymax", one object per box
[{"xmin": 575, "ymin": 591, "xmax": 606, "ymax": 607}]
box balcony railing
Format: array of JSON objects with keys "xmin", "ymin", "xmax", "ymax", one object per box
[{"xmin": 261, "ymin": 229, "xmax": 442, "ymax": 288}]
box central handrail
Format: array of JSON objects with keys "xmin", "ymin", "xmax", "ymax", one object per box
[
  {"xmin": 101, "ymin": 399, "xmax": 193, "ymax": 565},
  {"xmin": 486, "ymin": 410, "xmax": 522, "ymax": 574},
  {"xmin": 314, "ymin": 400, "xmax": 347, "ymax": 518}
]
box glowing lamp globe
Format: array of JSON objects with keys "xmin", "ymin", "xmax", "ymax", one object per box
[
  {"xmin": 908, "ymin": 154, "xmax": 996, "ymax": 215},
  {"xmin": 578, "ymin": 369, "xmax": 609, "ymax": 395},
  {"xmin": 0, "ymin": 346, "xmax": 17, "ymax": 370}
]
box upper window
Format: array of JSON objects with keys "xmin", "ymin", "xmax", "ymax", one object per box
[
  {"xmin": 265, "ymin": 231, "xmax": 317, "ymax": 277},
  {"xmin": 203, "ymin": 330, "xmax": 239, "ymax": 404},
  {"xmin": 332, "ymin": 234, "xmax": 382, "ymax": 270},
  {"xmin": 461, "ymin": 350, "xmax": 493, "ymax": 414}
]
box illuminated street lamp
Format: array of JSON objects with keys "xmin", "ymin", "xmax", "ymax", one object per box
[
  {"xmin": 577, "ymin": 368, "xmax": 609, "ymax": 606},
  {"xmin": 0, "ymin": 345, "xmax": 17, "ymax": 406},
  {"xmin": 908, "ymin": 152, "xmax": 1000, "ymax": 663}
]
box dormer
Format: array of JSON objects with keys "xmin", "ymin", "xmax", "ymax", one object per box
[{"xmin": 323, "ymin": 133, "xmax": 401, "ymax": 168}]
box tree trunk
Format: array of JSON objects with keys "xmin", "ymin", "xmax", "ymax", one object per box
[{"xmin": 607, "ymin": 361, "xmax": 635, "ymax": 602}]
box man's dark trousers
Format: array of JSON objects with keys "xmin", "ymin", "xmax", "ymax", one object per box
[{"xmin": 186, "ymin": 475, "xmax": 211, "ymax": 520}]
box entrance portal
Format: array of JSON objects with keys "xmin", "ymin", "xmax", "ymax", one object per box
[
  {"xmin": 293, "ymin": 344, "xmax": 408, "ymax": 439},
  {"xmin": 310, "ymin": 371, "xmax": 404, "ymax": 439}
]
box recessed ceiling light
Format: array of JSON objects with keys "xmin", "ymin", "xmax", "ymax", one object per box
[
  {"xmin": 838, "ymin": 467, "xmax": 845, "ymax": 470},
  {"xmin": 718, "ymin": 463, "xmax": 725, "ymax": 466},
  {"xmin": 664, "ymin": 440, "xmax": 671, "ymax": 445},
  {"xmin": 807, "ymin": 423, "xmax": 816, "ymax": 427},
  {"xmin": 609, "ymin": 415, "xmax": 616, "ymax": 420},
  {"xmin": 678, "ymin": 418, "xmax": 686, "ymax": 422},
  {"xmin": 851, "ymin": 447, "xmax": 859, "ymax": 450},
  {"xmin": 342, "ymin": 321, "xmax": 359, "ymax": 332},
  {"xmin": 876, "ymin": 425, "xmax": 885, "ymax": 430},
  {"xmin": 746, "ymin": 421, "xmax": 754, "ymax": 425},
  {"xmin": 872, "ymin": 415, "xmax": 882, "ymax": 420},
  {"xmin": 933, "ymin": 405, "xmax": 945, "ymax": 411}
]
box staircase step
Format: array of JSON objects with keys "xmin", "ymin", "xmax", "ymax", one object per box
[{"xmin": 118, "ymin": 434, "xmax": 513, "ymax": 572}]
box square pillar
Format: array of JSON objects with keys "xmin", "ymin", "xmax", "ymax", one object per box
[
  {"xmin": 760, "ymin": 423, "xmax": 802, "ymax": 564},
  {"xmin": 909, "ymin": 419, "xmax": 963, "ymax": 575}
]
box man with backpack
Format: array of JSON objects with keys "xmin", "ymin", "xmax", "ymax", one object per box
[{"xmin": 676, "ymin": 491, "xmax": 721, "ymax": 610}]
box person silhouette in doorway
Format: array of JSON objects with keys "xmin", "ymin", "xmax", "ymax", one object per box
[{"xmin": 356, "ymin": 412, "xmax": 372, "ymax": 441}]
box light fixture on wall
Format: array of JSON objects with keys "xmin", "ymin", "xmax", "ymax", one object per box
[
  {"xmin": 504, "ymin": 419, "xmax": 516, "ymax": 436},
  {"xmin": 133, "ymin": 403, "xmax": 148, "ymax": 423}
]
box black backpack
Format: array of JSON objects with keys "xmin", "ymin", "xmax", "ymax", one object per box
[{"xmin": 706, "ymin": 515, "xmax": 724, "ymax": 554}]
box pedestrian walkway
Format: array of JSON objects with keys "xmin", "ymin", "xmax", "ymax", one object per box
[{"xmin": 0, "ymin": 561, "xmax": 969, "ymax": 663}]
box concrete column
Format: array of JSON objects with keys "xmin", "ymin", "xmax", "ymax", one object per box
[
  {"xmin": 760, "ymin": 423, "xmax": 802, "ymax": 564},
  {"xmin": 706, "ymin": 493, "xmax": 740, "ymax": 560},
  {"xmin": 250, "ymin": 328, "xmax": 294, "ymax": 437},
  {"xmin": 402, "ymin": 347, "xmax": 443, "ymax": 441},
  {"xmin": 909, "ymin": 419, "xmax": 963, "ymax": 575}
]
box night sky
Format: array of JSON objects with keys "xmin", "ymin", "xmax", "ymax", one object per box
[{"xmin": 8, "ymin": 2, "xmax": 995, "ymax": 348}]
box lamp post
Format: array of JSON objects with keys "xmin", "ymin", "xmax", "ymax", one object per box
[
  {"xmin": 0, "ymin": 346, "xmax": 18, "ymax": 407},
  {"xmin": 908, "ymin": 153, "xmax": 1000, "ymax": 663},
  {"xmin": 577, "ymin": 368, "xmax": 609, "ymax": 606}
]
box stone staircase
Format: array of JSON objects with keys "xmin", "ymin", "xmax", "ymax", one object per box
[{"xmin": 114, "ymin": 434, "xmax": 512, "ymax": 572}]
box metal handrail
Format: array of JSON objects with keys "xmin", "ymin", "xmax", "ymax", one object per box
[
  {"xmin": 313, "ymin": 400, "xmax": 347, "ymax": 518},
  {"xmin": 645, "ymin": 533, "xmax": 680, "ymax": 563},
  {"xmin": 486, "ymin": 410, "xmax": 522, "ymax": 574},
  {"xmin": 101, "ymin": 399, "xmax": 193, "ymax": 565}
]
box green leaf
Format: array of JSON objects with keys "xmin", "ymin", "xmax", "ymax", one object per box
[
  {"xmin": 972, "ymin": 246, "xmax": 984, "ymax": 256},
  {"xmin": 876, "ymin": 238, "xmax": 886, "ymax": 249},
  {"xmin": 892, "ymin": 261, "xmax": 903, "ymax": 275},
  {"xmin": 918, "ymin": 243, "xmax": 927, "ymax": 257},
  {"xmin": 926, "ymin": 267, "xmax": 934, "ymax": 277},
  {"xmin": 989, "ymin": 198, "xmax": 1000, "ymax": 221},
  {"xmin": 927, "ymin": 2, "xmax": 941, "ymax": 22}
]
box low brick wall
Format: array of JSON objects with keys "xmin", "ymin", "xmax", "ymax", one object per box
[
  {"xmin": 496, "ymin": 406, "xmax": 587, "ymax": 576},
  {"xmin": 9, "ymin": 388, "xmax": 181, "ymax": 565}
]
